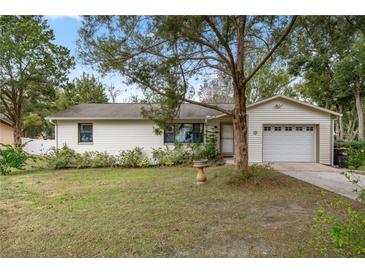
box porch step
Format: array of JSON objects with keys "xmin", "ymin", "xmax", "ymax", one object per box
[{"xmin": 224, "ymin": 157, "xmax": 235, "ymax": 165}]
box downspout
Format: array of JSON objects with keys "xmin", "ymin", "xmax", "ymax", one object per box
[
  {"xmin": 48, "ymin": 120, "xmax": 58, "ymax": 149},
  {"xmin": 331, "ymin": 116, "xmax": 338, "ymax": 166}
]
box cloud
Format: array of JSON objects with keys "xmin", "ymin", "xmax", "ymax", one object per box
[{"xmin": 45, "ymin": 15, "xmax": 82, "ymax": 22}]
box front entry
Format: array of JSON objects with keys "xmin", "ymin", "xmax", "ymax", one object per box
[{"xmin": 221, "ymin": 123, "xmax": 234, "ymax": 156}]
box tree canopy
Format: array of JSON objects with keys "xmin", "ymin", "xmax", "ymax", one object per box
[
  {"xmin": 78, "ymin": 15, "xmax": 297, "ymax": 169},
  {"xmin": 0, "ymin": 16, "xmax": 74, "ymax": 145},
  {"xmin": 56, "ymin": 73, "xmax": 109, "ymax": 110}
]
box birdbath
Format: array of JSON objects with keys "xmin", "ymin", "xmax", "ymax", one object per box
[{"xmin": 192, "ymin": 159, "xmax": 209, "ymax": 185}]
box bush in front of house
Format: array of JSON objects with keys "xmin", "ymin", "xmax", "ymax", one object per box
[
  {"xmin": 152, "ymin": 134, "xmax": 223, "ymax": 166},
  {"xmin": 46, "ymin": 146, "xmax": 149, "ymax": 169},
  {"xmin": 75, "ymin": 151, "xmax": 119, "ymax": 168},
  {"xmin": 310, "ymin": 199, "xmax": 365, "ymax": 257},
  {"xmin": 46, "ymin": 145, "xmax": 81, "ymax": 169},
  {"xmin": 0, "ymin": 144, "xmax": 34, "ymax": 175},
  {"xmin": 191, "ymin": 130, "xmax": 223, "ymax": 164},
  {"xmin": 152, "ymin": 144, "xmax": 193, "ymax": 166},
  {"xmin": 118, "ymin": 147, "xmax": 149, "ymax": 168}
]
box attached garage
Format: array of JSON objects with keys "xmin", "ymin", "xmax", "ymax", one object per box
[
  {"xmin": 207, "ymin": 95, "xmax": 341, "ymax": 165},
  {"xmin": 263, "ymin": 124, "xmax": 316, "ymax": 162}
]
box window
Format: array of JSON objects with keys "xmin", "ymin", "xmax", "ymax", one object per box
[
  {"xmin": 78, "ymin": 123, "xmax": 93, "ymax": 143},
  {"xmin": 306, "ymin": 126, "xmax": 314, "ymax": 131},
  {"xmin": 296, "ymin": 126, "xmax": 303, "ymax": 131},
  {"xmin": 274, "ymin": 126, "xmax": 282, "ymax": 131},
  {"xmin": 263, "ymin": 126, "xmax": 271, "ymax": 131},
  {"xmin": 164, "ymin": 125, "xmax": 175, "ymax": 143},
  {"xmin": 285, "ymin": 126, "xmax": 292, "ymax": 131},
  {"xmin": 164, "ymin": 123, "xmax": 204, "ymax": 143}
]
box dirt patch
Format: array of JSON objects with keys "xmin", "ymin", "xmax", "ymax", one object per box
[{"xmin": 175, "ymin": 236, "xmax": 275, "ymax": 257}]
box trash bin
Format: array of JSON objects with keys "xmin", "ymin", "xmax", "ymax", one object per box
[{"xmin": 334, "ymin": 147, "xmax": 348, "ymax": 168}]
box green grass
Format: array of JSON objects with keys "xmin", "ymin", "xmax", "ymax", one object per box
[{"xmin": 0, "ymin": 165, "xmax": 361, "ymax": 257}]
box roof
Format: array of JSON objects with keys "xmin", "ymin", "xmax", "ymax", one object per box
[
  {"xmin": 46, "ymin": 95, "xmax": 341, "ymax": 121},
  {"xmin": 0, "ymin": 115, "xmax": 13, "ymax": 127},
  {"xmin": 46, "ymin": 103, "xmax": 234, "ymax": 120},
  {"xmin": 207, "ymin": 95, "xmax": 342, "ymax": 119}
]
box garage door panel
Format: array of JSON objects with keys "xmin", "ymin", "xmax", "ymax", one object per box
[{"xmin": 263, "ymin": 125, "xmax": 315, "ymax": 162}]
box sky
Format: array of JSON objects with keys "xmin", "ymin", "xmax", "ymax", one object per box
[{"xmin": 45, "ymin": 15, "xmax": 144, "ymax": 102}]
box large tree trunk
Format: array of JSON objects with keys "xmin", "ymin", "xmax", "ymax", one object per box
[
  {"xmin": 347, "ymin": 105, "xmax": 357, "ymax": 141},
  {"xmin": 335, "ymin": 104, "xmax": 344, "ymax": 140},
  {"xmin": 355, "ymin": 79, "xmax": 364, "ymax": 140},
  {"xmin": 232, "ymin": 17, "xmax": 249, "ymax": 171},
  {"xmin": 232, "ymin": 85, "xmax": 249, "ymax": 170},
  {"xmin": 13, "ymin": 119, "xmax": 22, "ymax": 147},
  {"xmin": 12, "ymin": 100, "xmax": 22, "ymax": 147}
]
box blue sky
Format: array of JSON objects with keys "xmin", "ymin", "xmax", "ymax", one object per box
[{"xmin": 45, "ymin": 15, "xmax": 143, "ymax": 102}]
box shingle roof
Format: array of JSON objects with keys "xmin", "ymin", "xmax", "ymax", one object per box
[
  {"xmin": 46, "ymin": 95, "xmax": 342, "ymax": 121},
  {"xmin": 47, "ymin": 103, "xmax": 234, "ymax": 120},
  {"xmin": 0, "ymin": 114, "xmax": 13, "ymax": 127}
]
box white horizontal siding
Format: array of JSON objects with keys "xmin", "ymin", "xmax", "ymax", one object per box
[
  {"xmin": 57, "ymin": 120, "xmax": 163, "ymax": 157},
  {"xmin": 247, "ymin": 98, "xmax": 332, "ymax": 165}
]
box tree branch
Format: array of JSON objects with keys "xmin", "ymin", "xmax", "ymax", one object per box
[
  {"xmin": 242, "ymin": 16, "xmax": 298, "ymax": 85},
  {"xmin": 204, "ymin": 16, "xmax": 236, "ymax": 70}
]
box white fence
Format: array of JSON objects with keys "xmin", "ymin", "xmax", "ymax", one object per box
[{"xmin": 21, "ymin": 138, "xmax": 56, "ymax": 155}]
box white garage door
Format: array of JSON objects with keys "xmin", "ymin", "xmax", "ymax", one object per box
[{"xmin": 263, "ymin": 125, "xmax": 316, "ymax": 162}]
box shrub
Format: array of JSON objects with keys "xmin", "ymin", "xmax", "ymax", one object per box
[
  {"xmin": 347, "ymin": 148, "xmax": 365, "ymax": 169},
  {"xmin": 335, "ymin": 140, "xmax": 365, "ymax": 169},
  {"xmin": 152, "ymin": 144, "xmax": 192, "ymax": 166},
  {"xmin": 311, "ymin": 200, "xmax": 365, "ymax": 257},
  {"xmin": 91, "ymin": 151, "xmax": 118, "ymax": 168},
  {"xmin": 335, "ymin": 140, "xmax": 365, "ymax": 150},
  {"xmin": 118, "ymin": 147, "xmax": 149, "ymax": 168},
  {"xmin": 46, "ymin": 145, "xmax": 80, "ymax": 169},
  {"xmin": 47, "ymin": 146, "xmax": 148, "ymax": 169},
  {"xmin": 0, "ymin": 144, "xmax": 34, "ymax": 175},
  {"xmin": 75, "ymin": 151, "xmax": 118, "ymax": 168},
  {"xmin": 152, "ymin": 130, "xmax": 223, "ymax": 166}
]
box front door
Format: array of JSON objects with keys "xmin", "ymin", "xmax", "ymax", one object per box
[{"xmin": 221, "ymin": 123, "xmax": 234, "ymax": 156}]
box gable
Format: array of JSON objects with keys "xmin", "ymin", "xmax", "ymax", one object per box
[
  {"xmin": 247, "ymin": 95, "xmax": 340, "ymax": 117},
  {"xmin": 247, "ymin": 97, "xmax": 332, "ymax": 120}
]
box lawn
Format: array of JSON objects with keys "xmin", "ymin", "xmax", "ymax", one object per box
[{"xmin": 0, "ymin": 165, "xmax": 360, "ymax": 257}]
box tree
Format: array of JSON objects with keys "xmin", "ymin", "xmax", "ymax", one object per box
[
  {"xmin": 0, "ymin": 16, "xmax": 74, "ymax": 145},
  {"xmin": 198, "ymin": 60, "xmax": 294, "ymax": 104},
  {"xmin": 198, "ymin": 72, "xmax": 233, "ymax": 103},
  {"xmin": 78, "ymin": 16, "xmax": 297, "ymax": 170},
  {"xmin": 333, "ymin": 33, "xmax": 365, "ymax": 140},
  {"xmin": 286, "ymin": 16, "xmax": 360, "ymax": 140},
  {"xmin": 246, "ymin": 60, "xmax": 295, "ymax": 103},
  {"xmin": 56, "ymin": 73, "xmax": 108, "ymax": 109},
  {"xmin": 107, "ymin": 84, "xmax": 122, "ymax": 103}
]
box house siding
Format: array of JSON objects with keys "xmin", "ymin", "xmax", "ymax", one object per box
[
  {"xmin": 0, "ymin": 122, "xmax": 13, "ymax": 145},
  {"xmin": 57, "ymin": 120, "xmax": 164, "ymax": 157}
]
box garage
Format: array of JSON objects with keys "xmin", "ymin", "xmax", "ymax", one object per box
[{"xmin": 263, "ymin": 125, "xmax": 316, "ymax": 162}]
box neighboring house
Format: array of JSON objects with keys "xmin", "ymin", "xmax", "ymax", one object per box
[
  {"xmin": 0, "ymin": 116, "xmax": 14, "ymax": 145},
  {"xmin": 46, "ymin": 95, "xmax": 341, "ymax": 165}
]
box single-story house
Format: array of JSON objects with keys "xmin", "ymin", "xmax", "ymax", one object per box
[
  {"xmin": 46, "ymin": 95, "xmax": 341, "ymax": 165},
  {"xmin": 0, "ymin": 116, "xmax": 14, "ymax": 145}
]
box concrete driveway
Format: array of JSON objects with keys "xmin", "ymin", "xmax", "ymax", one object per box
[{"xmin": 272, "ymin": 163, "xmax": 365, "ymax": 200}]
